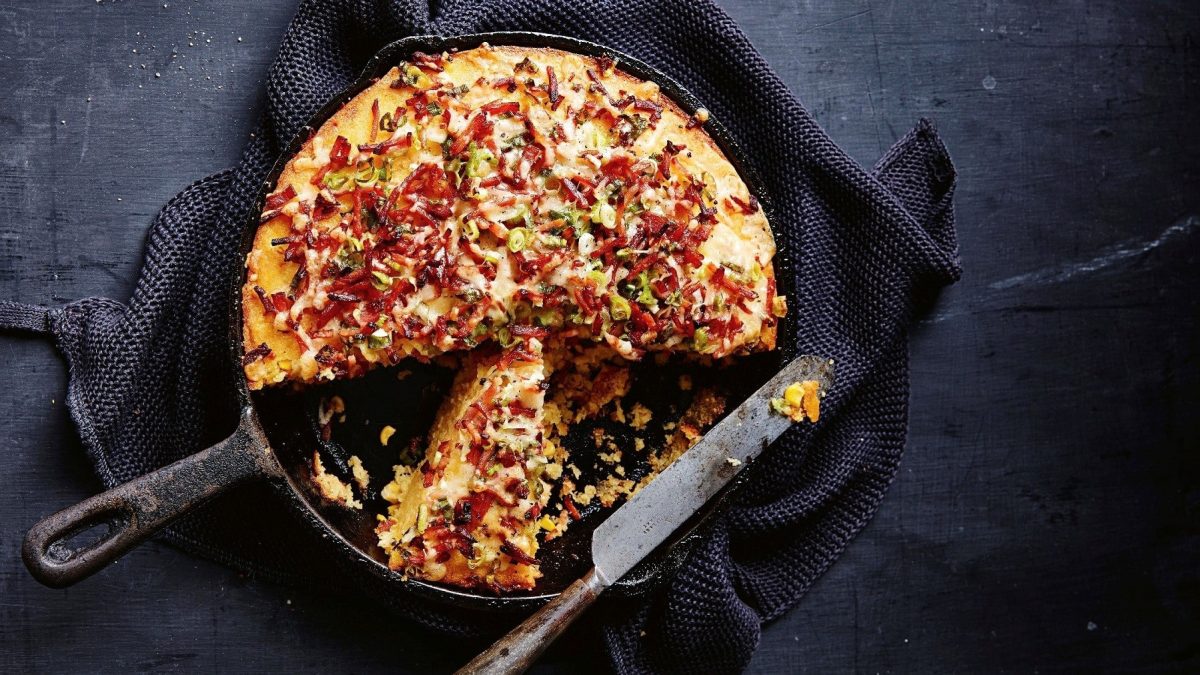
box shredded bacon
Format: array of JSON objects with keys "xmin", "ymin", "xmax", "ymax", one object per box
[
  {"xmin": 727, "ymin": 195, "xmax": 761, "ymax": 214},
  {"xmin": 264, "ymin": 185, "xmax": 296, "ymax": 210},
  {"xmin": 242, "ymin": 343, "xmax": 272, "ymax": 365},
  {"xmin": 563, "ymin": 495, "xmax": 581, "ymax": 521},
  {"xmin": 358, "ymin": 132, "xmax": 413, "ymax": 155},
  {"xmin": 410, "ymin": 51, "xmax": 444, "ymax": 72},
  {"xmin": 312, "ymin": 136, "xmax": 351, "ymax": 186},
  {"xmin": 546, "ymin": 66, "xmax": 562, "ymax": 110},
  {"xmin": 500, "ymin": 540, "xmax": 537, "ymax": 565}
]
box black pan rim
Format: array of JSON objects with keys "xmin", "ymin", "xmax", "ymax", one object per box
[{"xmin": 229, "ymin": 31, "xmax": 784, "ymax": 613}]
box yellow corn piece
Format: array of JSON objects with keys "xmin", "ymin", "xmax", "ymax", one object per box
[{"xmin": 379, "ymin": 425, "xmax": 397, "ymax": 446}]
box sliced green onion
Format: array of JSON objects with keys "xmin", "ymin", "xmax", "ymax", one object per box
[
  {"xmin": 636, "ymin": 272, "xmax": 654, "ymax": 306},
  {"xmin": 368, "ymin": 328, "xmax": 392, "ymax": 349},
  {"xmin": 355, "ymin": 163, "xmax": 377, "ymax": 185},
  {"xmin": 539, "ymin": 233, "xmax": 567, "ymax": 249},
  {"xmin": 371, "ymin": 271, "xmax": 392, "ymax": 291},
  {"xmin": 466, "ymin": 143, "xmax": 495, "ymax": 178},
  {"xmin": 609, "ymin": 295, "xmax": 631, "ymax": 322},
  {"xmin": 502, "ymin": 204, "xmax": 532, "ymax": 229},
  {"xmin": 550, "ymin": 207, "xmax": 586, "ymax": 234},
  {"xmin": 507, "ymin": 227, "xmax": 529, "ymax": 252},
  {"xmin": 590, "ymin": 200, "xmax": 616, "ymax": 229},
  {"xmin": 460, "ymin": 218, "xmax": 480, "ymax": 241},
  {"xmin": 335, "ymin": 247, "xmax": 364, "ymax": 272},
  {"xmin": 693, "ymin": 327, "xmax": 709, "ymax": 352}
]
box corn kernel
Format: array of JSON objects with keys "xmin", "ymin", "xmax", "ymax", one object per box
[
  {"xmin": 784, "ymin": 382, "xmax": 805, "ymax": 407},
  {"xmin": 379, "ymin": 425, "xmax": 397, "ymax": 446}
]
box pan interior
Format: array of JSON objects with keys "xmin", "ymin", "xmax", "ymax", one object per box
[{"xmin": 252, "ymin": 350, "xmax": 782, "ymax": 599}]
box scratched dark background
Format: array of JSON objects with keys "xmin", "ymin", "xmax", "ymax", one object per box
[{"xmin": 2, "ymin": 0, "xmax": 1198, "ymax": 672}]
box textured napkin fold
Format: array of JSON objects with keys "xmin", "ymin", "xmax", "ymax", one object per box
[{"xmin": 1, "ymin": 1, "xmax": 960, "ymax": 672}]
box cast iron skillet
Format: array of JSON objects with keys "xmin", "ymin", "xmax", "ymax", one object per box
[{"xmin": 23, "ymin": 32, "xmax": 790, "ymax": 613}]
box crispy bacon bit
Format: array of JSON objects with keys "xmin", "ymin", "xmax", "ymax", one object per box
[
  {"xmin": 727, "ymin": 195, "xmax": 761, "ymax": 214},
  {"xmin": 563, "ymin": 495, "xmax": 582, "ymax": 521},
  {"xmin": 242, "ymin": 343, "xmax": 272, "ymax": 365},
  {"xmin": 411, "ymin": 51, "xmax": 444, "ymax": 72},
  {"xmin": 492, "ymin": 76, "xmax": 518, "ymax": 92},
  {"xmin": 313, "ymin": 192, "xmax": 339, "ymax": 220},
  {"xmin": 449, "ymin": 113, "xmax": 494, "ymax": 156},
  {"xmin": 358, "ymin": 132, "xmax": 413, "ymax": 155},
  {"xmin": 632, "ymin": 98, "xmax": 663, "ymax": 123},
  {"xmin": 252, "ymin": 285, "xmax": 273, "ymax": 314},
  {"xmin": 560, "ymin": 177, "xmax": 589, "ymax": 207},
  {"xmin": 546, "ymin": 66, "xmax": 562, "ymax": 110},
  {"xmin": 481, "ymin": 99, "xmax": 520, "ymax": 116},
  {"xmin": 585, "ymin": 68, "xmax": 613, "ymax": 104},
  {"xmin": 499, "ymin": 540, "xmax": 537, "ymax": 565},
  {"xmin": 369, "ymin": 99, "xmax": 380, "ymax": 143},
  {"xmin": 514, "ymin": 57, "xmax": 537, "ymax": 74},
  {"xmin": 657, "ymin": 140, "xmax": 685, "ymax": 181},
  {"xmin": 264, "ymin": 185, "xmax": 296, "ymax": 210},
  {"xmin": 509, "ymin": 324, "xmax": 550, "ymax": 338},
  {"xmin": 312, "ymin": 135, "xmax": 351, "ymax": 185}
]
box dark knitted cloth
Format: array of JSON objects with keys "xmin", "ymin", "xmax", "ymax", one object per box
[{"xmin": 0, "ymin": 1, "xmax": 960, "ymax": 672}]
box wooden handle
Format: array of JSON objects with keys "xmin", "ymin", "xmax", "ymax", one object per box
[{"xmin": 455, "ymin": 568, "xmax": 607, "ymax": 675}]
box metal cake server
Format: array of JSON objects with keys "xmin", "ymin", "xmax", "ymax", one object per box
[{"xmin": 457, "ymin": 354, "xmax": 835, "ymax": 675}]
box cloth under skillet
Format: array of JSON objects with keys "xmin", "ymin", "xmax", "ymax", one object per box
[{"xmin": 0, "ymin": 1, "xmax": 960, "ymax": 672}]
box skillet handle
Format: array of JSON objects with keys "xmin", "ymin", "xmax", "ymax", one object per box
[
  {"xmin": 455, "ymin": 567, "xmax": 607, "ymax": 675},
  {"xmin": 22, "ymin": 408, "xmax": 274, "ymax": 588}
]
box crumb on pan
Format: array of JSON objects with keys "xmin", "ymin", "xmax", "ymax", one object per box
[{"xmin": 311, "ymin": 450, "xmax": 363, "ymax": 510}]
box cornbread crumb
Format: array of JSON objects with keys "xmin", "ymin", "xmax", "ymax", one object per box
[
  {"xmin": 610, "ymin": 400, "xmax": 627, "ymax": 424},
  {"xmin": 318, "ymin": 395, "xmax": 345, "ymax": 427},
  {"xmin": 311, "ymin": 451, "xmax": 362, "ymax": 510},
  {"xmin": 629, "ymin": 402, "xmax": 653, "ymax": 430},
  {"xmin": 348, "ymin": 455, "xmax": 370, "ymax": 490}
]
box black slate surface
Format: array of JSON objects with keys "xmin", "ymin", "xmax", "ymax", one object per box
[{"xmin": 2, "ymin": 1, "xmax": 1198, "ymax": 672}]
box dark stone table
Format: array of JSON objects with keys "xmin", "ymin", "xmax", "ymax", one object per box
[{"xmin": 2, "ymin": 1, "xmax": 1197, "ymax": 672}]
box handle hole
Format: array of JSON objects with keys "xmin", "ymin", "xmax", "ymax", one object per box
[{"xmin": 47, "ymin": 514, "xmax": 130, "ymax": 563}]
